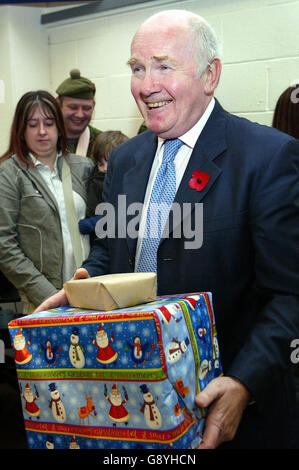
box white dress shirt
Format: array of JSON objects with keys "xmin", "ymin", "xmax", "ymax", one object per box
[
  {"xmin": 30, "ymin": 153, "xmax": 90, "ymax": 282},
  {"xmin": 135, "ymin": 98, "xmax": 215, "ymax": 270}
]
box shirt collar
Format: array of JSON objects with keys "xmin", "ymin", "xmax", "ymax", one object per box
[
  {"xmin": 28, "ymin": 151, "xmax": 62, "ymax": 171},
  {"xmin": 157, "ymin": 97, "xmax": 215, "ymax": 151}
]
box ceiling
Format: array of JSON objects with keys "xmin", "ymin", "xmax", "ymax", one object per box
[{"xmin": 1, "ymin": 1, "xmax": 89, "ymax": 7}]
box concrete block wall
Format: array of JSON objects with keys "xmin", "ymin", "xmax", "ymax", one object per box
[
  {"xmin": 215, "ymin": 0, "xmax": 299, "ymax": 125},
  {"xmin": 0, "ymin": 5, "xmax": 50, "ymax": 154},
  {"xmin": 0, "ymin": 7, "xmax": 13, "ymax": 153},
  {"xmin": 45, "ymin": 0, "xmax": 299, "ymax": 136},
  {"xmin": 47, "ymin": 0, "xmax": 178, "ymax": 138},
  {"xmin": 0, "ymin": 0, "xmax": 298, "ymax": 152}
]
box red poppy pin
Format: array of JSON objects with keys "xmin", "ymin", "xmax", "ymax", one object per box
[{"xmin": 189, "ymin": 170, "xmax": 210, "ymax": 192}]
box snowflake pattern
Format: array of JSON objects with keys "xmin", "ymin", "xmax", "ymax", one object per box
[{"xmin": 10, "ymin": 293, "xmax": 222, "ymax": 449}]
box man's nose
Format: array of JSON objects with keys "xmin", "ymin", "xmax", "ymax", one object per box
[
  {"xmin": 74, "ymin": 107, "xmax": 84, "ymax": 118},
  {"xmin": 140, "ymin": 71, "xmax": 161, "ymax": 97}
]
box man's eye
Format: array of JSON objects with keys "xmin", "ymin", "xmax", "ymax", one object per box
[
  {"xmin": 132, "ymin": 65, "xmax": 143, "ymax": 74},
  {"xmin": 160, "ymin": 64, "xmax": 170, "ymax": 71}
]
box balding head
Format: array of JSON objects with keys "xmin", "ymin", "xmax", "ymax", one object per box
[
  {"xmin": 132, "ymin": 9, "xmax": 221, "ymax": 78},
  {"xmin": 129, "ymin": 9, "xmax": 222, "ymax": 138}
]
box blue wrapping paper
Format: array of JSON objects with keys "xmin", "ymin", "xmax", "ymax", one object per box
[{"xmin": 8, "ymin": 292, "xmax": 222, "ymax": 449}]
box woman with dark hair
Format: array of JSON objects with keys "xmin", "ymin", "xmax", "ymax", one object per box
[
  {"xmin": 272, "ymin": 85, "xmax": 299, "ymax": 139},
  {"xmin": 0, "ymin": 90, "xmax": 94, "ymax": 313}
]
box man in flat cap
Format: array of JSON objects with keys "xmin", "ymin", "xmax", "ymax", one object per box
[{"xmin": 56, "ymin": 69, "xmax": 101, "ymax": 159}]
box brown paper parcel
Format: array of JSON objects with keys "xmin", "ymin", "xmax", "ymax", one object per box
[{"xmin": 64, "ymin": 272, "xmax": 157, "ymax": 311}]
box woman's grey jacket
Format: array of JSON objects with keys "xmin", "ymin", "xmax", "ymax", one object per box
[{"xmin": 0, "ymin": 153, "xmax": 94, "ymax": 306}]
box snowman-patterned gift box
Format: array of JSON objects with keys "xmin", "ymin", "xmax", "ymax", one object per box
[{"xmin": 8, "ymin": 292, "xmax": 222, "ymax": 449}]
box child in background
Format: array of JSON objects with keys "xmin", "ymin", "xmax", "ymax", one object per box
[{"xmin": 79, "ymin": 131, "xmax": 129, "ymax": 240}]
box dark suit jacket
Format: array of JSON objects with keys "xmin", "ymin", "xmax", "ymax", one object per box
[{"xmin": 83, "ymin": 100, "xmax": 299, "ymax": 448}]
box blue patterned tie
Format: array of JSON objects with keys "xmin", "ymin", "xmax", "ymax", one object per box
[{"xmin": 137, "ymin": 138, "xmax": 183, "ymax": 273}]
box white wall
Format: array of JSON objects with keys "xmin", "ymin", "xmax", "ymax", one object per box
[
  {"xmin": 46, "ymin": 0, "xmax": 299, "ymax": 134},
  {"xmin": 0, "ymin": 0, "xmax": 298, "ymax": 154},
  {"xmin": 0, "ymin": 7, "xmax": 13, "ymax": 153},
  {"xmin": 47, "ymin": 0, "xmax": 182, "ymax": 138},
  {"xmin": 0, "ymin": 5, "xmax": 50, "ymax": 153}
]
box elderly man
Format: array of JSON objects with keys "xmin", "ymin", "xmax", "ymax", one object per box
[
  {"xmin": 56, "ymin": 69, "xmax": 101, "ymax": 159},
  {"xmin": 37, "ymin": 10, "xmax": 299, "ymax": 449}
]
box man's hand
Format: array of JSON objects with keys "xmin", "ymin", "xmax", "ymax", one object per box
[
  {"xmin": 195, "ymin": 376, "xmax": 251, "ymax": 449},
  {"xmin": 34, "ymin": 268, "xmax": 90, "ymax": 313}
]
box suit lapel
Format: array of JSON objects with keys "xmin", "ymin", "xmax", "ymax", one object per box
[
  {"xmin": 122, "ymin": 101, "xmax": 228, "ymax": 255},
  {"xmin": 123, "ymin": 132, "xmax": 157, "ymax": 207},
  {"xmin": 164, "ymin": 99, "xmax": 228, "ymax": 238},
  {"xmin": 123, "ymin": 132, "xmax": 158, "ymax": 258}
]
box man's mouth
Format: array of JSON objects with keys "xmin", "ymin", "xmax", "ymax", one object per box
[
  {"xmin": 147, "ymin": 100, "xmax": 171, "ymax": 109},
  {"xmin": 70, "ymin": 118, "xmax": 86, "ymax": 124}
]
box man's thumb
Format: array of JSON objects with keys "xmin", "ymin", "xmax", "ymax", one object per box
[
  {"xmin": 195, "ymin": 379, "xmax": 220, "ymax": 408},
  {"xmin": 196, "ymin": 391, "xmax": 212, "ymax": 409},
  {"xmin": 72, "ymin": 268, "xmax": 90, "ymax": 280}
]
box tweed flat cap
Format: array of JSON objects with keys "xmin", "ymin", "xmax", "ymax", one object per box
[{"xmin": 56, "ymin": 69, "xmax": 96, "ymax": 99}]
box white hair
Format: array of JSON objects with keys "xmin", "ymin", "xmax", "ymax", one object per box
[
  {"xmin": 188, "ymin": 16, "xmax": 222, "ymax": 78},
  {"xmin": 136, "ymin": 9, "xmax": 222, "ymax": 79}
]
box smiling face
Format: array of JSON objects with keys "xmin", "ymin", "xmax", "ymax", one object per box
[
  {"xmin": 129, "ymin": 16, "xmax": 215, "ymax": 139},
  {"xmin": 60, "ymin": 96, "xmax": 95, "ymax": 138}
]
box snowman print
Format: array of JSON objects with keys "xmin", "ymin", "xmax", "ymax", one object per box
[
  {"xmin": 165, "ymin": 337, "xmax": 190, "ymax": 364},
  {"xmin": 69, "ymin": 327, "xmax": 85, "ymax": 369},
  {"xmin": 48, "ymin": 382, "xmax": 67, "ymax": 423},
  {"xmin": 140, "ymin": 384, "xmax": 162, "ymax": 429}
]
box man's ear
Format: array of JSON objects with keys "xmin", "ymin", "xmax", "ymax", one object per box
[{"xmin": 204, "ymin": 58, "xmax": 222, "ymax": 95}]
